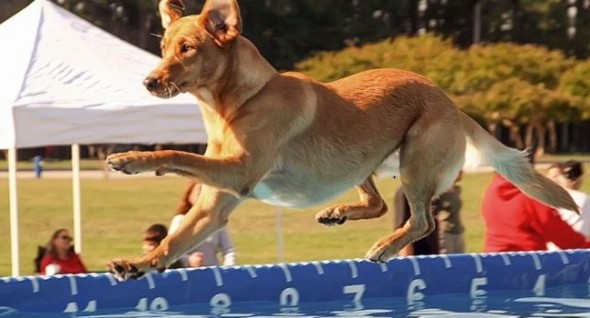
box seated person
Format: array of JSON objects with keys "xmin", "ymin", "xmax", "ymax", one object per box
[
  {"xmin": 39, "ymin": 228, "xmax": 87, "ymax": 275},
  {"xmin": 482, "ymin": 170, "xmax": 590, "ymax": 252},
  {"xmin": 546, "ymin": 161, "xmax": 590, "ymax": 233},
  {"xmin": 545, "ymin": 160, "xmax": 590, "ymax": 249}
]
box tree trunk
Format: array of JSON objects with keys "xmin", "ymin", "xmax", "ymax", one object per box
[
  {"xmin": 502, "ymin": 119, "xmax": 524, "ymax": 149},
  {"xmin": 488, "ymin": 122, "xmax": 498, "ymax": 138},
  {"xmin": 525, "ymin": 123, "xmax": 534, "ymax": 148},
  {"xmin": 547, "ymin": 121, "xmax": 557, "ymax": 153},
  {"xmin": 407, "ymin": 0, "xmax": 419, "ymax": 35},
  {"xmin": 535, "ymin": 122, "xmax": 546, "ymax": 157}
]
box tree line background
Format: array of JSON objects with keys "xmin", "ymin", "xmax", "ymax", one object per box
[{"xmin": 2, "ymin": 0, "xmax": 590, "ymax": 157}]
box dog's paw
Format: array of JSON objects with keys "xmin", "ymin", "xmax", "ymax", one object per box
[
  {"xmin": 365, "ymin": 237, "xmax": 403, "ymax": 263},
  {"xmin": 107, "ymin": 259, "xmax": 146, "ymax": 281},
  {"xmin": 315, "ymin": 208, "xmax": 347, "ymax": 226},
  {"xmin": 365, "ymin": 247, "xmax": 390, "ymax": 263},
  {"xmin": 106, "ymin": 152, "xmax": 155, "ymax": 175}
]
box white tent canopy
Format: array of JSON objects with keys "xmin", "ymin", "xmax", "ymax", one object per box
[
  {"xmin": 0, "ymin": 0, "xmax": 207, "ymax": 276},
  {"xmin": 0, "ymin": 0, "xmax": 207, "ymax": 147}
]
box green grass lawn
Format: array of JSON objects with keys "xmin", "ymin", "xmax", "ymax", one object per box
[
  {"xmin": 1, "ymin": 156, "xmax": 588, "ymax": 276},
  {"xmin": 0, "ymin": 158, "xmax": 106, "ymax": 171}
]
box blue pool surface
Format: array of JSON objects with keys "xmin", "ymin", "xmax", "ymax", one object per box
[{"xmin": 1, "ymin": 250, "xmax": 590, "ymax": 317}]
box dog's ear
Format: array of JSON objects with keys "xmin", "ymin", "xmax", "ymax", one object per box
[
  {"xmin": 159, "ymin": 0, "xmax": 185, "ymax": 29},
  {"xmin": 199, "ymin": 0, "xmax": 242, "ymax": 48}
]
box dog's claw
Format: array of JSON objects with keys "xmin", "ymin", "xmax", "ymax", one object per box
[
  {"xmin": 119, "ymin": 167, "xmax": 139, "ymax": 175},
  {"xmin": 316, "ymin": 216, "xmax": 347, "ymax": 226},
  {"xmin": 106, "ymin": 155, "xmax": 132, "ymax": 174},
  {"xmin": 365, "ymin": 249, "xmax": 388, "ymax": 263},
  {"xmin": 315, "ymin": 207, "xmax": 347, "ymax": 226},
  {"xmin": 367, "ymin": 257, "xmax": 387, "ymax": 264},
  {"xmin": 107, "ymin": 260, "xmax": 145, "ymax": 281},
  {"xmin": 107, "ymin": 162, "xmax": 137, "ymax": 175}
]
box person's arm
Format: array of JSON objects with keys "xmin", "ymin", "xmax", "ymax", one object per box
[
  {"xmin": 76, "ymin": 253, "xmax": 88, "ymax": 273},
  {"xmin": 217, "ymin": 229, "xmax": 236, "ymax": 266},
  {"xmin": 398, "ymin": 244, "xmax": 414, "ymax": 256},
  {"xmin": 168, "ymin": 214, "xmax": 184, "ymax": 234},
  {"xmin": 187, "ymin": 252, "xmax": 204, "ymax": 267},
  {"xmin": 530, "ymin": 200, "xmax": 590, "ymax": 249},
  {"xmin": 39, "ymin": 255, "xmax": 51, "ymax": 275},
  {"xmin": 577, "ymin": 200, "xmax": 590, "ymax": 238},
  {"xmin": 175, "ymin": 181, "xmax": 198, "ymax": 214}
]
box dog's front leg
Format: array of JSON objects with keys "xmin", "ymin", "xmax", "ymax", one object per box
[
  {"xmin": 108, "ymin": 187, "xmax": 241, "ymax": 281},
  {"xmin": 107, "ymin": 150, "xmax": 199, "ymax": 176},
  {"xmin": 107, "ymin": 150, "xmax": 261, "ymax": 196}
]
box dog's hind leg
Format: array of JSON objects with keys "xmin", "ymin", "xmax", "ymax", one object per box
[
  {"xmin": 365, "ymin": 114, "xmax": 465, "ymax": 262},
  {"xmin": 365, "ymin": 182, "xmax": 435, "ymax": 262},
  {"xmin": 315, "ymin": 176, "xmax": 387, "ymax": 226}
]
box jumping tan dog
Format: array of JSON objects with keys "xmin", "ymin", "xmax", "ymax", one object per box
[{"xmin": 106, "ymin": 0, "xmax": 577, "ymax": 280}]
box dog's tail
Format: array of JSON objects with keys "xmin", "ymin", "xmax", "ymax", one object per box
[{"xmin": 459, "ymin": 111, "xmax": 578, "ymax": 212}]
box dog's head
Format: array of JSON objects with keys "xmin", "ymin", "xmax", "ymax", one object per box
[{"xmin": 144, "ymin": 0, "xmax": 242, "ymax": 98}]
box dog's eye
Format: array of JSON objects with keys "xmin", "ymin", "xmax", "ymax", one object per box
[{"xmin": 180, "ymin": 43, "xmax": 195, "ymax": 54}]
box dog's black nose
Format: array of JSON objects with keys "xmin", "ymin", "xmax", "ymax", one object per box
[{"xmin": 143, "ymin": 77, "xmax": 160, "ymax": 91}]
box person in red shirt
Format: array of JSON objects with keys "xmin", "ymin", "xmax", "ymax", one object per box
[
  {"xmin": 482, "ymin": 173, "xmax": 590, "ymax": 252},
  {"xmin": 39, "ymin": 228, "xmax": 88, "ymax": 275}
]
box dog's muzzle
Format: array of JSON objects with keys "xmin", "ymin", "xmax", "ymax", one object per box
[{"xmin": 143, "ymin": 76, "xmax": 161, "ymax": 92}]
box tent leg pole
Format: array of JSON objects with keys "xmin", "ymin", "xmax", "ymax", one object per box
[
  {"xmin": 72, "ymin": 144, "xmax": 82, "ymax": 254},
  {"xmin": 275, "ymin": 208, "xmax": 284, "ymax": 263},
  {"xmin": 8, "ymin": 147, "xmax": 20, "ymax": 276}
]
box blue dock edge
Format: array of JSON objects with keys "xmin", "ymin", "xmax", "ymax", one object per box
[{"xmin": 0, "ymin": 250, "xmax": 589, "ymax": 315}]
